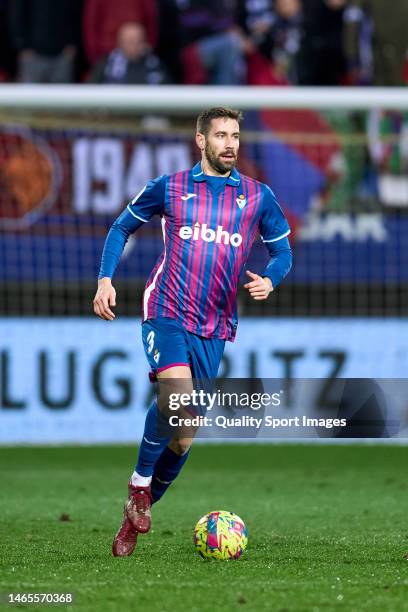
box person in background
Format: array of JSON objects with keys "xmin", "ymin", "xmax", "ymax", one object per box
[
  {"xmin": 156, "ymin": 0, "xmax": 183, "ymax": 83},
  {"xmin": 342, "ymin": 0, "xmax": 373, "ymax": 85},
  {"xmin": 83, "ymin": 0, "xmax": 157, "ymax": 68},
  {"xmin": 298, "ymin": 0, "xmax": 348, "ymax": 85},
  {"xmin": 9, "ymin": 0, "xmax": 83, "ymax": 83},
  {"xmin": 237, "ymin": 0, "xmax": 275, "ymax": 41},
  {"xmin": 0, "ymin": 0, "xmax": 16, "ymax": 81},
  {"xmin": 366, "ymin": 0, "xmax": 408, "ymax": 86},
  {"xmin": 237, "ymin": 0, "xmax": 302, "ymax": 84},
  {"xmin": 176, "ymin": 0, "xmax": 245, "ymax": 85},
  {"xmin": 88, "ymin": 22, "xmax": 168, "ymax": 85}
]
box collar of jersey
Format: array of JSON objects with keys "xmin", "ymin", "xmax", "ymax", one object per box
[{"xmin": 191, "ymin": 162, "xmax": 241, "ymax": 187}]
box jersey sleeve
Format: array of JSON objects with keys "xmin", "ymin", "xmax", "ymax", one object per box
[
  {"xmin": 261, "ymin": 236, "xmax": 293, "ymax": 288},
  {"xmin": 259, "ymin": 186, "xmax": 291, "ymax": 243},
  {"xmin": 98, "ymin": 175, "xmax": 166, "ymax": 279},
  {"xmin": 126, "ymin": 175, "xmax": 166, "ymax": 222}
]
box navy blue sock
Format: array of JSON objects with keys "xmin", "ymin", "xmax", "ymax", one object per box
[
  {"xmin": 135, "ymin": 401, "xmax": 171, "ymax": 477},
  {"xmin": 151, "ymin": 446, "xmax": 190, "ymax": 503}
]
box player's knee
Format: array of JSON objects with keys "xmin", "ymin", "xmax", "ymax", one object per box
[{"xmin": 169, "ymin": 438, "xmax": 191, "ymax": 456}]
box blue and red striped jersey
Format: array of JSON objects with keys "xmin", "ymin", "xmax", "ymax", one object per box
[{"xmin": 100, "ymin": 162, "xmax": 291, "ymax": 341}]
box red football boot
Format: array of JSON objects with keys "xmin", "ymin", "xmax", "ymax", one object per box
[
  {"xmin": 112, "ymin": 511, "xmax": 138, "ymax": 557},
  {"xmin": 125, "ymin": 482, "xmax": 153, "ymax": 534}
]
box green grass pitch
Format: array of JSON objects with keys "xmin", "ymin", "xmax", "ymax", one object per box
[{"xmin": 1, "ymin": 444, "xmax": 408, "ymax": 611}]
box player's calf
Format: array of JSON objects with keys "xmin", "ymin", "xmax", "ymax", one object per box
[{"xmin": 151, "ymin": 441, "xmax": 192, "ymax": 504}]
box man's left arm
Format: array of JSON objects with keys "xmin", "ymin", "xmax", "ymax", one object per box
[{"xmin": 244, "ymin": 186, "xmax": 293, "ymax": 300}]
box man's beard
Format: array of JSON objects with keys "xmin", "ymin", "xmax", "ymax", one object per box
[{"xmin": 204, "ymin": 142, "xmax": 237, "ymax": 175}]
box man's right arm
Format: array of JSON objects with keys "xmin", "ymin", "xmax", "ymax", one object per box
[{"xmin": 93, "ymin": 176, "xmax": 166, "ymax": 320}]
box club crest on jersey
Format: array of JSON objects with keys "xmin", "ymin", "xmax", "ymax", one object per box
[
  {"xmin": 153, "ymin": 349, "xmax": 160, "ymax": 364},
  {"xmin": 236, "ymin": 194, "xmax": 247, "ymax": 209}
]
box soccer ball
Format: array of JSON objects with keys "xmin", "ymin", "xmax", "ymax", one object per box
[{"xmin": 193, "ymin": 511, "xmax": 248, "ymax": 560}]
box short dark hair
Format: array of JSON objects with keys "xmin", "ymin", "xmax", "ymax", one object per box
[{"xmin": 196, "ymin": 107, "xmax": 243, "ymax": 136}]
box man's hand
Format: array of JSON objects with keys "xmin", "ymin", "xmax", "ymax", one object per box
[
  {"xmin": 93, "ymin": 277, "xmax": 116, "ymax": 320},
  {"xmin": 244, "ymin": 270, "xmax": 273, "ymax": 300}
]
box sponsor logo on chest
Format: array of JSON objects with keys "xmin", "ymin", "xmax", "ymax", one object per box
[{"xmin": 179, "ymin": 222, "xmax": 243, "ymax": 247}]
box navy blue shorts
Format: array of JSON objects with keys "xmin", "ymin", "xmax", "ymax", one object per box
[{"xmin": 141, "ymin": 317, "xmax": 225, "ymax": 381}]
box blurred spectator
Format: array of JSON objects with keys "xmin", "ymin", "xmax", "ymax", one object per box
[
  {"xmin": 298, "ymin": 0, "xmax": 347, "ymax": 85},
  {"xmin": 238, "ymin": 0, "xmax": 302, "ymax": 84},
  {"xmin": 367, "ymin": 0, "xmax": 408, "ymax": 86},
  {"xmin": 0, "ymin": 1, "xmax": 16, "ymax": 81},
  {"xmin": 238, "ymin": 0, "xmax": 275, "ymax": 33},
  {"xmin": 342, "ymin": 1, "xmax": 373, "ymax": 85},
  {"xmin": 88, "ymin": 22, "xmax": 168, "ymax": 85},
  {"xmin": 83, "ymin": 0, "xmax": 157, "ymax": 67},
  {"xmin": 176, "ymin": 0, "xmax": 244, "ymax": 85},
  {"xmin": 156, "ymin": 0, "xmax": 183, "ymax": 83},
  {"xmin": 9, "ymin": 0, "xmax": 82, "ymax": 83}
]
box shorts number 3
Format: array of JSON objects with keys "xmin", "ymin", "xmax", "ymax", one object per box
[{"xmin": 146, "ymin": 330, "xmax": 155, "ymax": 354}]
